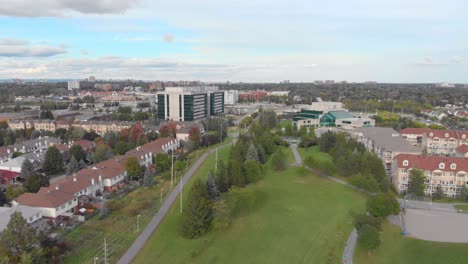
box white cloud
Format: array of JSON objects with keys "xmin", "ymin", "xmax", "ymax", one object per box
[
  {"xmin": 0, "ymin": 0, "xmax": 141, "ymax": 17},
  {"xmin": 80, "ymin": 49, "xmax": 89, "ymax": 55},
  {"xmin": 163, "ymin": 34, "xmax": 174, "ymax": 43},
  {"xmin": 415, "ymin": 57, "xmax": 448, "ymax": 66},
  {"xmin": 0, "ymin": 38, "xmax": 67, "ymax": 57},
  {"xmin": 451, "ymin": 56, "xmax": 464, "ymax": 64}
]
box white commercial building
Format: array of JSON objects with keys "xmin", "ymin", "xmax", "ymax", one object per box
[
  {"xmin": 225, "ymin": 90, "xmax": 239, "ymax": 105},
  {"xmin": 68, "ymin": 80, "xmax": 80, "ymax": 90},
  {"xmin": 157, "ymin": 86, "xmax": 224, "ymax": 121}
]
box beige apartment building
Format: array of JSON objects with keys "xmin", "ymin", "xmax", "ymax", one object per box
[
  {"xmin": 392, "ymin": 154, "xmax": 468, "ymax": 197},
  {"xmin": 400, "ymin": 128, "xmax": 468, "ymax": 156},
  {"xmin": 8, "ymin": 119, "xmax": 134, "ymax": 135}
]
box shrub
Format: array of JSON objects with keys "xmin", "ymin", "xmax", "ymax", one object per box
[
  {"xmin": 354, "ymin": 214, "xmax": 382, "ymax": 232},
  {"xmin": 367, "ymin": 193, "xmax": 400, "ymax": 217}
]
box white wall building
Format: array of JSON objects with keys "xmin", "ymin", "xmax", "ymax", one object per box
[{"xmin": 68, "ymin": 80, "xmax": 80, "ymax": 91}]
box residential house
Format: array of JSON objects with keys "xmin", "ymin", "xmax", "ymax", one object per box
[
  {"xmin": 455, "ymin": 145, "xmax": 468, "ymax": 157},
  {"xmin": 0, "ymin": 205, "xmax": 43, "ymax": 232}
]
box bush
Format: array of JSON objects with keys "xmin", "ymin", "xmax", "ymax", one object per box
[
  {"xmin": 354, "ymin": 214, "xmax": 382, "ymax": 232},
  {"xmin": 358, "ymin": 224, "xmax": 380, "ymax": 253},
  {"xmin": 271, "ymin": 149, "xmax": 287, "ymax": 171},
  {"xmin": 299, "ymin": 136, "xmax": 317, "ymax": 148},
  {"xmin": 367, "ymin": 193, "xmax": 400, "ymax": 217},
  {"xmin": 349, "ymin": 174, "xmax": 380, "ymax": 193}
]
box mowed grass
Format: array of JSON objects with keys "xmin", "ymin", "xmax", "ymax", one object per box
[
  {"xmin": 355, "ymin": 222, "xmax": 468, "ymax": 264},
  {"xmin": 454, "ymin": 204, "xmax": 468, "ymax": 211},
  {"xmin": 297, "ymin": 145, "xmax": 333, "ymax": 164},
  {"xmin": 134, "ymin": 148, "xmax": 366, "ymax": 264}
]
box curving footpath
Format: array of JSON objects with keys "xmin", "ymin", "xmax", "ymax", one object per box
[
  {"xmin": 289, "ymin": 144, "xmax": 357, "ymax": 264},
  {"xmin": 118, "ymin": 141, "xmax": 234, "ymax": 264}
]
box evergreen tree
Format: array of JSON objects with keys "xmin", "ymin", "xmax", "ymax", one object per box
[
  {"xmin": 271, "ymin": 149, "xmax": 287, "ymax": 171},
  {"xmin": 0, "ymin": 212, "xmax": 41, "ymax": 260},
  {"xmin": 0, "ymin": 189, "xmax": 7, "ymax": 206},
  {"xmin": 245, "ymin": 144, "xmax": 259, "ymax": 163},
  {"xmin": 180, "ymin": 179, "xmax": 212, "ymax": 239},
  {"xmin": 143, "ymin": 167, "xmax": 155, "ymax": 186},
  {"xmin": 230, "ymin": 160, "xmax": 246, "ymax": 187},
  {"xmin": 20, "ymin": 159, "xmax": 35, "ymax": 179},
  {"xmin": 66, "ymin": 156, "xmax": 80, "ymax": 175},
  {"xmin": 215, "ymin": 160, "xmax": 229, "ymax": 193},
  {"xmin": 206, "ymin": 171, "xmax": 220, "ymax": 201},
  {"xmin": 256, "ymin": 144, "xmax": 266, "ymax": 164},
  {"xmin": 42, "ymin": 146, "xmax": 63, "ymax": 175},
  {"xmin": 244, "ymin": 160, "xmax": 261, "ymax": 183}
]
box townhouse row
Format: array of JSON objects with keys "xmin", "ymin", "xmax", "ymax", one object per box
[
  {"xmin": 8, "ymin": 119, "xmax": 134, "ymax": 135},
  {"xmin": 13, "ymin": 137, "xmax": 180, "ymax": 219}
]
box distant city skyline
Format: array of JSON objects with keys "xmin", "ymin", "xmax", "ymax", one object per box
[{"xmin": 0, "ymin": 0, "xmax": 467, "ymax": 82}]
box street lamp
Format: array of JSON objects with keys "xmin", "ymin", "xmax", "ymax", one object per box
[
  {"xmin": 94, "ymin": 257, "xmax": 99, "ymax": 264},
  {"xmin": 160, "ymin": 188, "xmax": 164, "ymax": 204},
  {"xmin": 136, "ymin": 214, "xmax": 141, "ymax": 232}
]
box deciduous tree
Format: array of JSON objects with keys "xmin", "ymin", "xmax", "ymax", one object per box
[
  {"xmin": 125, "ymin": 157, "xmax": 142, "ymax": 179},
  {"xmin": 408, "ymin": 169, "xmax": 426, "ymax": 196},
  {"xmin": 0, "ymin": 212, "xmax": 41, "ymax": 260}
]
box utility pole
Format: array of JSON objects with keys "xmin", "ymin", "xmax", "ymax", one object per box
[
  {"xmin": 136, "ymin": 214, "xmax": 141, "ymax": 232},
  {"xmin": 104, "ymin": 238, "xmax": 107, "ymax": 264},
  {"xmin": 160, "ymin": 187, "xmax": 163, "ymax": 204},
  {"xmin": 215, "ymin": 148, "xmax": 218, "ymax": 173}
]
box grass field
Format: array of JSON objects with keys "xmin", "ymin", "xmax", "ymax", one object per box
[
  {"xmin": 355, "ymin": 222, "xmax": 468, "ymax": 264},
  {"xmin": 134, "ymin": 148, "xmax": 366, "ymax": 264},
  {"xmin": 454, "ymin": 204, "xmax": 468, "ymax": 211},
  {"xmin": 297, "ymin": 145, "xmax": 333, "ymax": 164}
]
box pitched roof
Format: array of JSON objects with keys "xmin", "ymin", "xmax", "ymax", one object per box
[
  {"xmin": 401, "ymin": 128, "xmax": 467, "ymax": 140},
  {"xmin": 16, "ymin": 190, "xmax": 75, "ymax": 208},
  {"xmin": 394, "ymin": 153, "xmax": 468, "ymax": 172},
  {"xmin": 456, "ymin": 144, "xmax": 468, "ymax": 154},
  {"xmin": 353, "ymin": 127, "xmax": 421, "ymax": 153}
]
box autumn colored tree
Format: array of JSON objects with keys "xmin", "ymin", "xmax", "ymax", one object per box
[{"xmin": 188, "ymin": 127, "xmax": 201, "ymax": 144}]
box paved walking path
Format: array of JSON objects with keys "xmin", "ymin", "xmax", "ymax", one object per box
[{"xmin": 118, "ymin": 141, "xmax": 234, "ymax": 264}]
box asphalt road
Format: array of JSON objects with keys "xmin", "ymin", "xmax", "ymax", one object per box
[{"xmin": 118, "ymin": 141, "xmax": 234, "ymax": 264}]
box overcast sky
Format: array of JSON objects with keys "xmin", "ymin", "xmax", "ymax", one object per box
[{"xmin": 0, "ymin": 0, "xmax": 467, "ymax": 82}]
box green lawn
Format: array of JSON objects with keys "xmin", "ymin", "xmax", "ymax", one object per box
[
  {"xmin": 454, "ymin": 204, "xmax": 468, "ymax": 211},
  {"xmin": 297, "ymin": 145, "xmax": 333, "ymax": 164},
  {"xmin": 355, "ymin": 222, "xmax": 468, "ymax": 264},
  {"xmin": 134, "ymin": 155, "xmax": 366, "ymax": 263}
]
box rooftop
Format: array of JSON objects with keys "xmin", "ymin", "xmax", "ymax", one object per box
[{"xmin": 353, "ymin": 127, "xmax": 421, "ymax": 153}]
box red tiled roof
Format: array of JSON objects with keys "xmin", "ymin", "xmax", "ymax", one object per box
[
  {"xmin": 394, "ymin": 154, "xmax": 468, "ymax": 172},
  {"xmin": 55, "ymin": 144, "xmax": 70, "ymax": 152},
  {"xmin": 0, "ymin": 170, "xmax": 19, "ymax": 181},
  {"xmin": 74, "ymin": 140, "xmax": 95, "ymax": 151},
  {"xmin": 16, "ymin": 190, "xmax": 75, "ymax": 208},
  {"xmin": 401, "ymin": 128, "xmax": 467, "ymax": 140},
  {"xmin": 456, "ymin": 144, "xmax": 468, "ymax": 154}
]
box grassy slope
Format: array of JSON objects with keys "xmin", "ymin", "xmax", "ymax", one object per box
[
  {"xmin": 134, "ymin": 147, "xmax": 366, "ymax": 264},
  {"xmin": 297, "ymin": 145, "xmax": 333, "ymax": 164},
  {"xmin": 355, "ymin": 222, "xmax": 468, "ymax": 264}
]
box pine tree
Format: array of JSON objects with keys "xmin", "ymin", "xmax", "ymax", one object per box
[
  {"xmin": 143, "ymin": 167, "xmax": 155, "ymax": 186},
  {"xmin": 230, "ymin": 160, "xmax": 246, "ymax": 187},
  {"xmin": 245, "ymin": 144, "xmax": 259, "ymax": 163},
  {"xmin": 20, "ymin": 159, "xmax": 35, "ymax": 179},
  {"xmin": 180, "ymin": 179, "xmax": 212, "ymax": 239},
  {"xmin": 206, "ymin": 171, "xmax": 220, "ymax": 201},
  {"xmin": 67, "ymin": 156, "xmax": 80, "ymax": 175},
  {"xmin": 215, "ymin": 160, "xmax": 230, "ymax": 193},
  {"xmin": 42, "ymin": 146, "xmax": 63, "ymax": 175}
]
